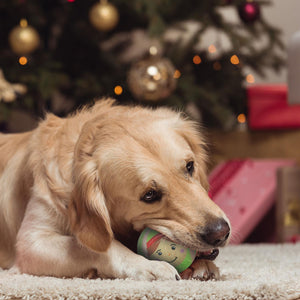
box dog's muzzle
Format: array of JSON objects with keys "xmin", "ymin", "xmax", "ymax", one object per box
[{"xmin": 198, "ymin": 218, "xmax": 230, "ymax": 247}]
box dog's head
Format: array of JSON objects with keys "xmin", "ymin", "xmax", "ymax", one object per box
[{"xmin": 69, "ymin": 100, "xmax": 230, "ymax": 253}]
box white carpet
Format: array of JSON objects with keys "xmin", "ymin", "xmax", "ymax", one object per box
[{"xmin": 0, "ymin": 244, "xmax": 300, "ymax": 300}]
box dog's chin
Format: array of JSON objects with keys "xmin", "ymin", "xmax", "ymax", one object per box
[{"xmin": 196, "ymin": 248, "xmax": 219, "ymax": 261}]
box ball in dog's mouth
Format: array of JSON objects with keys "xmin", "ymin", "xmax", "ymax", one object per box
[{"xmin": 196, "ymin": 248, "xmax": 219, "ymax": 261}]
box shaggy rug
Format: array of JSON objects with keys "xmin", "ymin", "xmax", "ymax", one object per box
[{"xmin": 0, "ymin": 244, "xmax": 299, "ymax": 300}]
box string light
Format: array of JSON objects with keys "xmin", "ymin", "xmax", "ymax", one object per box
[
  {"xmin": 20, "ymin": 19, "xmax": 28, "ymax": 28},
  {"xmin": 153, "ymin": 73, "xmax": 161, "ymax": 81},
  {"xmin": 173, "ymin": 70, "xmax": 181, "ymax": 79},
  {"xmin": 230, "ymin": 55, "xmax": 240, "ymax": 65},
  {"xmin": 147, "ymin": 66, "xmax": 158, "ymax": 76},
  {"xmin": 19, "ymin": 56, "xmax": 28, "ymax": 65},
  {"xmin": 208, "ymin": 44, "xmax": 217, "ymax": 53},
  {"xmin": 149, "ymin": 46, "xmax": 158, "ymax": 56},
  {"xmin": 246, "ymin": 74, "xmax": 255, "ymax": 83},
  {"xmin": 114, "ymin": 85, "xmax": 123, "ymax": 95},
  {"xmin": 213, "ymin": 61, "xmax": 221, "ymax": 70},
  {"xmin": 237, "ymin": 113, "xmax": 246, "ymax": 124},
  {"xmin": 193, "ymin": 55, "xmax": 201, "ymax": 65}
]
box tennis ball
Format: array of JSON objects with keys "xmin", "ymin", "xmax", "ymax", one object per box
[{"xmin": 137, "ymin": 227, "xmax": 196, "ymax": 273}]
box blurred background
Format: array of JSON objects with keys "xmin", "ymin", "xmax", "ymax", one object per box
[{"xmin": 1, "ymin": 0, "xmax": 300, "ymax": 245}]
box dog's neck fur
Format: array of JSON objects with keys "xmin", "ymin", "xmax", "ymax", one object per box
[{"xmin": 114, "ymin": 228, "xmax": 140, "ymax": 253}]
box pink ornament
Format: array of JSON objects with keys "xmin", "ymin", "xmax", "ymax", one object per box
[{"xmin": 238, "ymin": 1, "xmax": 260, "ymax": 24}]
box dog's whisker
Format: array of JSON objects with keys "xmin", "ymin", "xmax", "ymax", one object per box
[{"xmin": 228, "ymin": 226, "xmax": 243, "ymax": 244}]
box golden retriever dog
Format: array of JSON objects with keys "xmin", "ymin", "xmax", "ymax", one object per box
[{"xmin": 0, "ymin": 99, "xmax": 230, "ymax": 280}]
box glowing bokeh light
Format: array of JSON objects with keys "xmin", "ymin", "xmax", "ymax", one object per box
[
  {"xmin": 193, "ymin": 55, "xmax": 201, "ymax": 64},
  {"xmin": 173, "ymin": 70, "xmax": 181, "ymax": 79},
  {"xmin": 230, "ymin": 55, "xmax": 240, "ymax": 65},
  {"xmin": 19, "ymin": 56, "xmax": 28, "ymax": 65},
  {"xmin": 246, "ymin": 74, "xmax": 255, "ymax": 83},
  {"xmin": 114, "ymin": 85, "xmax": 123, "ymax": 95},
  {"xmin": 237, "ymin": 113, "xmax": 246, "ymax": 124}
]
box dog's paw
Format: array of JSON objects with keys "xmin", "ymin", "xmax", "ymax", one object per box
[
  {"xmin": 180, "ymin": 260, "xmax": 220, "ymax": 281},
  {"xmin": 8, "ymin": 265, "xmax": 21, "ymax": 275},
  {"xmin": 129, "ymin": 259, "xmax": 180, "ymax": 281}
]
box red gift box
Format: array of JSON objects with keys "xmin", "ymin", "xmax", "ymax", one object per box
[{"xmin": 248, "ymin": 84, "xmax": 300, "ymax": 130}]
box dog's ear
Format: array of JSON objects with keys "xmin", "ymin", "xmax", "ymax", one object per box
[
  {"xmin": 176, "ymin": 118, "xmax": 209, "ymax": 191},
  {"xmin": 69, "ymin": 124, "xmax": 113, "ymax": 252}
]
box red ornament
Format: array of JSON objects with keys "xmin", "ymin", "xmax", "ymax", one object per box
[{"xmin": 238, "ymin": 1, "xmax": 260, "ymax": 23}]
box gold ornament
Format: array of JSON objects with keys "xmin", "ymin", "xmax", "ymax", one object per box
[
  {"xmin": 9, "ymin": 19, "xmax": 40, "ymax": 55},
  {"xmin": 0, "ymin": 69, "xmax": 27, "ymax": 103},
  {"xmin": 89, "ymin": 0, "xmax": 119, "ymax": 32},
  {"xmin": 128, "ymin": 55, "xmax": 177, "ymax": 102}
]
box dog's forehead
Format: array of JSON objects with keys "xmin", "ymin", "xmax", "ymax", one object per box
[
  {"xmin": 98, "ymin": 117, "xmax": 194, "ymax": 185},
  {"xmin": 99, "ymin": 115, "xmax": 195, "ymax": 190},
  {"xmin": 133, "ymin": 118, "xmax": 194, "ymax": 161},
  {"xmin": 148, "ymin": 119, "xmax": 192, "ymax": 157},
  {"xmin": 130, "ymin": 119, "xmax": 195, "ymax": 183}
]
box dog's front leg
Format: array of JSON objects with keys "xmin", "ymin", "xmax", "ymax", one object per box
[
  {"xmin": 15, "ymin": 233, "xmax": 101, "ymax": 278},
  {"xmin": 180, "ymin": 259, "xmax": 220, "ymax": 280},
  {"xmin": 15, "ymin": 200, "xmax": 179, "ymax": 280},
  {"xmin": 98, "ymin": 239, "xmax": 180, "ymax": 280},
  {"xmin": 16, "ymin": 230, "xmax": 180, "ymax": 280},
  {"xmin": 16, "ymin": 231, "xmax": 179, "ymax": 280}
]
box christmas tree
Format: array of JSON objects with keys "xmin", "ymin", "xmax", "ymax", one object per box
[{"xmin": 0, "ymin": 0, "xmax": 284, "ymax": 131}]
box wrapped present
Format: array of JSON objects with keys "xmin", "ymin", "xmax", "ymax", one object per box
[
  {"xmin": 208, "ymin": 159, "xmax": 295, "ymax": 244},
  {"xmin": 247, "ymin": 84, "xmax": 300, "ymax": 130},
  {"xmin": 276, "ymin": 166, "xmax": 300, "ymax": 243}
]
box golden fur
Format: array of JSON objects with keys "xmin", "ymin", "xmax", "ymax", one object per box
[{"xmin": 0, "ymin": 99, "xmax": 229, "ymax": 280}]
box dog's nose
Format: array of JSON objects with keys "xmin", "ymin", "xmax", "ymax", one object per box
[{"xmin": 199, "ymin": 218, "xmax": 230, "ymax": 247}]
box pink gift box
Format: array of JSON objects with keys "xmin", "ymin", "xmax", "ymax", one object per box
[{"xmin": 208, "ymin": 159, "xmax": 295, "ymax": 244}]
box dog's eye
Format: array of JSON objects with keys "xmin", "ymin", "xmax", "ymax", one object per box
[
  {"xmin": 186, "ymin": 161, "xmax": 194, "ymax": 176},
  {"xmin": 141, "ymin": 189, "xmax": 162, "ymax": 203}
]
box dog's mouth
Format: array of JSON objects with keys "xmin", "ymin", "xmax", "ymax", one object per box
[
  {"xmin": 196, "ymin": 249, "xmax": 219, "ymax": 261},
  {"xmin": 142, "ymin": 226, "xmax": 220, "ymax": 261}
]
